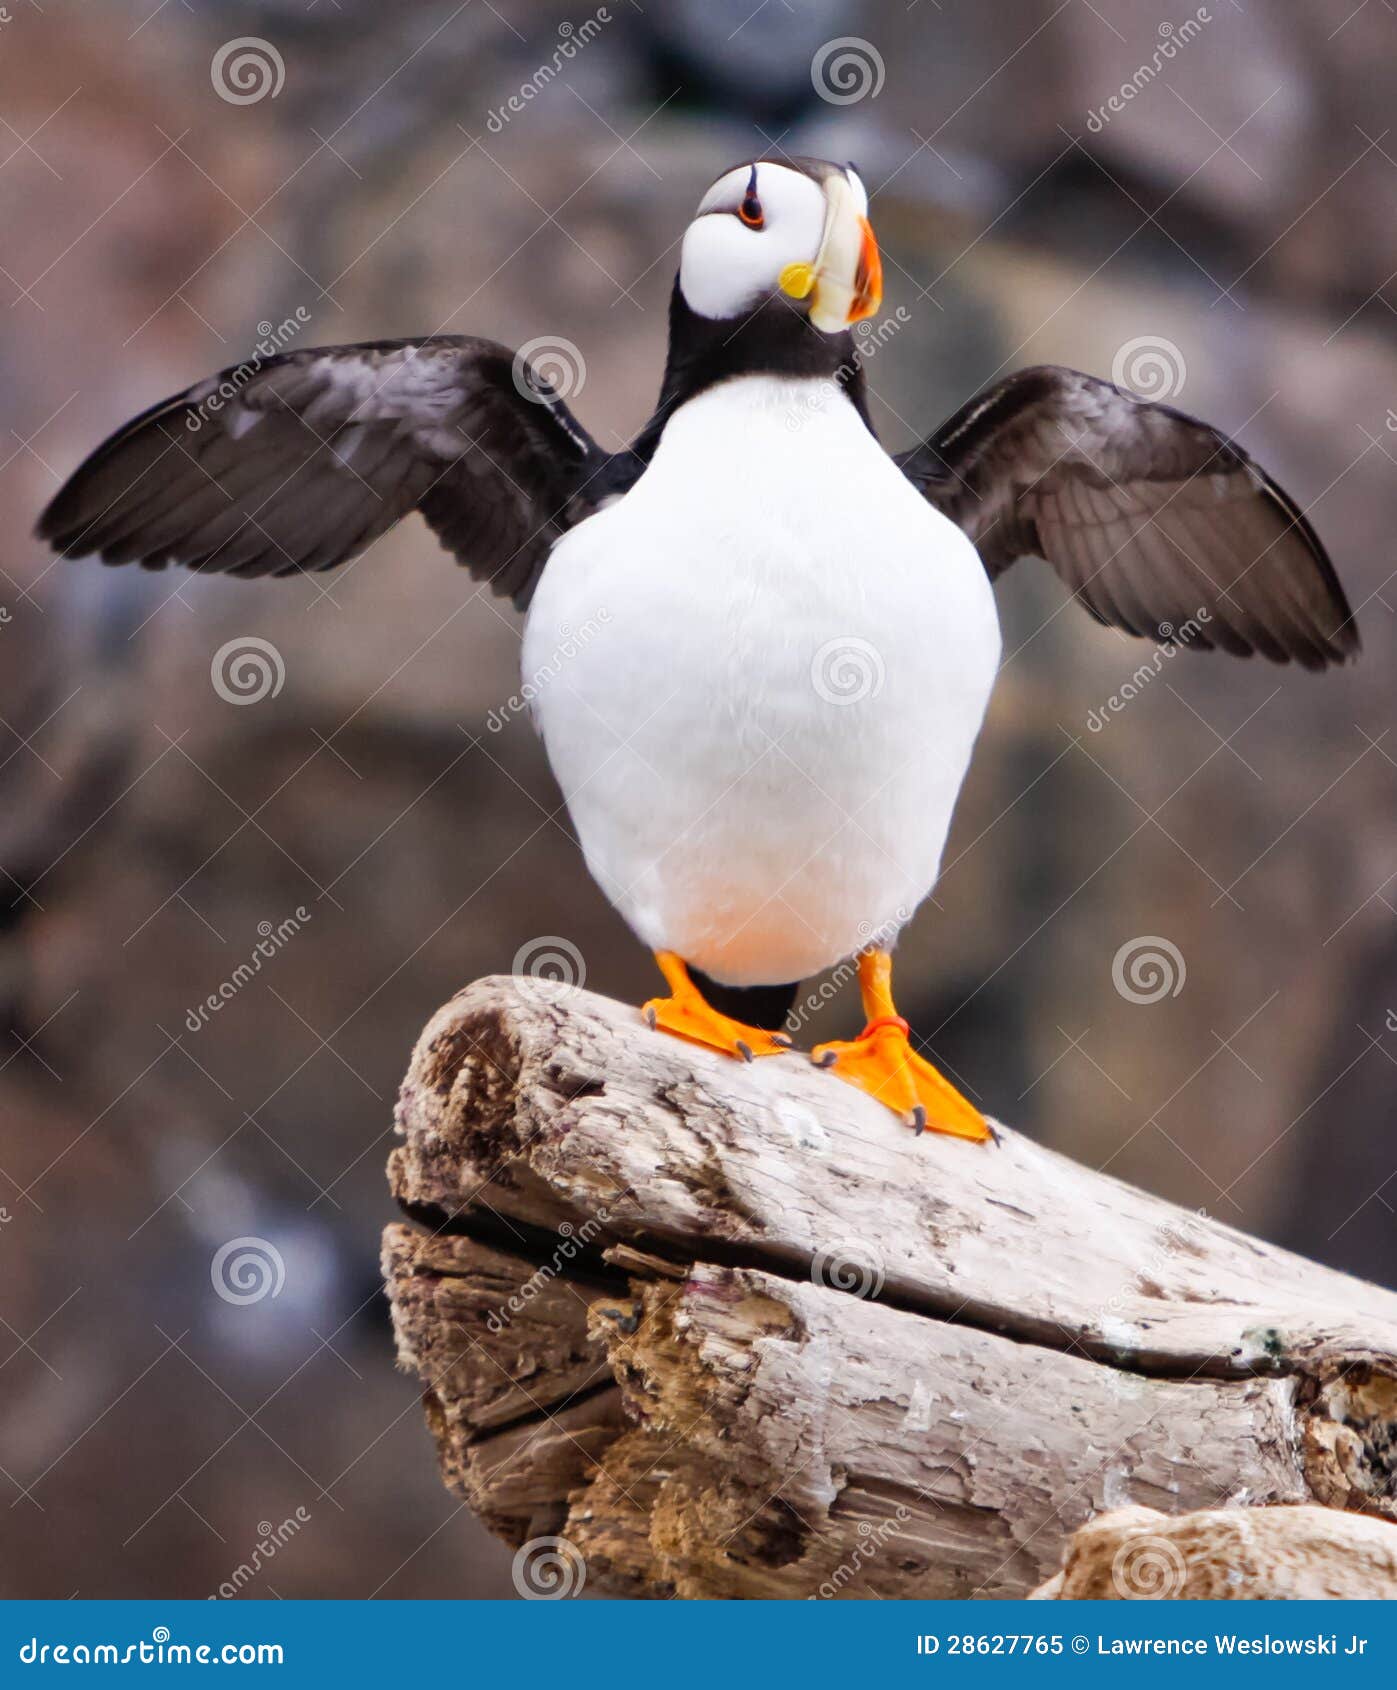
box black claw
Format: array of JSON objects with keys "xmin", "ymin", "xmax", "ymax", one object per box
[
  {"xmin": 772, "ymin": 1032, "xmax": 794, "ymax": 1049},
  {"xmin": 814, "ymin": 1049, "xmax": 839, "ymax": 1069},
  {"xmin": 910, "ymin": 1105, "xmax": 927, "ymax": 1136},
  {"xmin": 735, "ymin": 1039, "xmax": 755, "ymax": 1063},
  {"xmin": 644, "ymin": 1005, "xmax": 657, "ymax": 1029}
]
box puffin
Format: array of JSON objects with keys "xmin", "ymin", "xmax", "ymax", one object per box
[{"xmin": 37, "ymin": 156, "xmax": 1359, "ymax": 1143}]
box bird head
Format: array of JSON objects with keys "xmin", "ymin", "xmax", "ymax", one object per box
[{"xmin": 678, "ymin": 158, "xmax": 882, "ymax": 333}]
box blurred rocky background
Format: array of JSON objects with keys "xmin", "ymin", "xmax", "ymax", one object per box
[{"xmin": 0, "ymin": 0, "xmax": 1393, "ymax": 1598}]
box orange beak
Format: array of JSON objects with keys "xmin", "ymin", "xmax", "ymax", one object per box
[
  {"xmin": 848, "ymin": 216, "xmax": 882, "ymax": 324},
  {"xmin": 799, "ymin": 177, "xmax": 885, "ymax": 333}
]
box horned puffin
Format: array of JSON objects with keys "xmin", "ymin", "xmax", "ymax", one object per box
[{"xmin": 38, "ymin": 156, "xmax": 1359, "ymax": 1143}]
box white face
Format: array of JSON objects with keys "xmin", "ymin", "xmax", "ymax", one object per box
[{"xmin": 679, "ymin": 162, "xmax": 868, "ymax": 323}]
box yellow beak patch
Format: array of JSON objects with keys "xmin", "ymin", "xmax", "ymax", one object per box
[{"xmin": 778, "ymin": 262, "xmax": 816, "ymax": 300}]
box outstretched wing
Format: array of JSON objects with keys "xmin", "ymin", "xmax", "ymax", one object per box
[
  {"xmin": 897, "ymin": 366, "xmax": 1359, "ymax": 670},
  {"xmin": 37, "ymin": 336, "xmax": 606, "ymax": 609}
]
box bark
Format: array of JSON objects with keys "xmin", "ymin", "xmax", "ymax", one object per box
[{"xmin": 383, "ymin": 976, "xmax": 1397, "ymax": 1598}]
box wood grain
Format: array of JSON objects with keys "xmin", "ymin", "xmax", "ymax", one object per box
[{"xmin": 384, "ymin": 976, "xmax": 1397, "ymax": 1597}]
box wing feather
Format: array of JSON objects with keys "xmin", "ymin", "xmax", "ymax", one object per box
[
  {"xmin": 898, "ymin": 365, "xmax": 1359, "ymax": 669},
  {"xmin": 38, "ymin": 336, "xmax": 606, "ymax": 609}
]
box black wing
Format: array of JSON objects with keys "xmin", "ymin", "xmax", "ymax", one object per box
[
  {"xmin": 898, "ymin": 365, "xmax": 1359, "ymax": 670},
  {"xmin": 37, "ymin": 336, "xmax": 607, "ymax": 609}
]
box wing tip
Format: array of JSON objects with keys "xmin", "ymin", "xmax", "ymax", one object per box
[
  {"xmin": 1327, "ymin": 618, "xmax": 1362, "ymax": 667},
  {"xmin": 34, "ymin": 491, "xmax": 81, "ymax": 550},
  {"xmin": 1238, "ymin": 618, "xmax": 1359, "ymax": 671},
  {"xmin": 33, "ymin": 514, "xmax": 97, "ymax": 563}
]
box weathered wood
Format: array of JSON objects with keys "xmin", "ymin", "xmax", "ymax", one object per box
[
  {"xmin": 1031, "ymin": 1504, "xmax": 1397, "ymax": 1599},
  {"xmin": 383, "ymin": 976, "xmax": 1397, "ymax": 1598}
]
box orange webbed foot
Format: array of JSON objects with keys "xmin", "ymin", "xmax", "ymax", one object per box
[
  {"xmin": 641, "ymin": 952, "xmax": 793, "ymax": 1062},
  {"xmin": 810, "ymin": 950, "xmax": 993, "ymax": 1142}
]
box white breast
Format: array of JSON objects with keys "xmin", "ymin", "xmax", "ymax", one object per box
[{"xmin": 522, "ymin": 375, "xmax": 1001, "ymax": 986}]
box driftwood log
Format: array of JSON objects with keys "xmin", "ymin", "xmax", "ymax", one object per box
[
  {"xmin": 383, "ymin": 976, "xmax": 1397, "ymax": 1599},
  {"xmin": 1030, "ymin": 1504, "xmax": 1397, "ymax": 1599}
]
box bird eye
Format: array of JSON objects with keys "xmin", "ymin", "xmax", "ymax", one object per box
[{"xmin": 737, "ymin": 163, "xmax": 763, "ymax": 229}]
